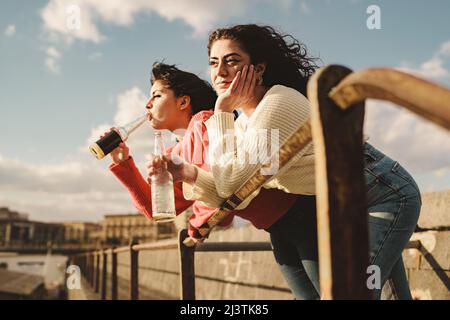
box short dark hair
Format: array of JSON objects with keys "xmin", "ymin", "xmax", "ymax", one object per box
[
  {"xmin": 208, "ymin": 24, "xmax": 320, "ymax": 96},
  {"xmin": 151, "ymin": 62, "xmax": 217, "ymax": 115}
]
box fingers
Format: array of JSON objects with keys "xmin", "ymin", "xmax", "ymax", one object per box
[
  {"xmin": 248, "ymin": 65, "xmax": 257, "ymax": 96},
  {"xmin": 145, "ymin": 155, "xmax": 165, "ymax": 171},
  {"xmin": 146, "ymin": 159, "xmax": 158, "ymax": 176},
  {"xmin": 145, "ymin": 153, "xmax": 155, "ymax": 162},
  {"xmin": 231, "ymin": 65, "xmax": 256, "ymax": 97},
  {"xmin": 163, "ymin": 153, "xmax": 184, "ymax": 166},
  {"xmin": 100, "ymin": 127, "xmax": 115, "ymax": 139},
  {"xmin": 119, "ymin": 142, "xmax": 129, "ymax": 152},
  {"xmin": 242, "ymin": 64, "xmax": 255, "ymax": 95},
  {"xmin": 236, "ymin": 65, "xmax": 248, "ymax": 94},
  {"xmin": 228, "ymin": 70, "xmax": 241, "ymax": 94}
]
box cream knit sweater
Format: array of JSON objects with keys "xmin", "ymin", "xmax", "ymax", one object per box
[{"xmin": 183, "ymin": 84, "xmax": 316, "ymax": 209}]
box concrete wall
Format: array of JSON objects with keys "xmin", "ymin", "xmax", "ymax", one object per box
[
  {"xmin": 103, "ymin": 227, "xmax": 292, "ymax": 300},
  {"xmin": 403, "ymin": 190, "xmax": 450, "ymax": 300}
]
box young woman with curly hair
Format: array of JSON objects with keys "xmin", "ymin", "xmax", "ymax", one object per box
[{"xmin": 150, "ymin": 25, "xmax": 421, "ymax": 300}]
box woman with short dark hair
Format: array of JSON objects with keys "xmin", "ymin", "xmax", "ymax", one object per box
[{"xmin": 100, "ymin": 62, "xmax": 298, "ymax": 244}]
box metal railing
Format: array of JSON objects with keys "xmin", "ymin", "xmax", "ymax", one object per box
[
  {"xmin": 70, "ymin": 229, "xmax": 422, "ymax": 300},
  {"xmin": 70, "ymin": 229, "xmax": 275, "ymax": 300}
]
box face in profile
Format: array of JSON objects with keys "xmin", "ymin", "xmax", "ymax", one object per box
[
  {"xmin": 145, "ymin": 80, "xmax": 183, "ymax": 131},
  {"xmin": 209, "ymin": 39, "xmax": 253, "ymax": 95}
]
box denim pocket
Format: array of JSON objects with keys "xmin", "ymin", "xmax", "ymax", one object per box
[
  {"xmin": 363, "ymin": 146, "xmax": 383, "ymax": 193},
  {"xmin": 391, "ymin": 162, "xmax": 422, "ymax": 204},
  {"xmin": 368, "ymin": 211, "xmax": 395, "ymax": 227},
  {"xmin": 364, "ymin": 168, "xmax": 379, "ymax": 194},
  {"xmin": 363, "ymin": 147, "xmax": 381, "ymax": 169}
]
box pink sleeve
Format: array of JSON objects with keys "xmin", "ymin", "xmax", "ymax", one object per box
[{"xmin": 187, "ymin": 202, "xmax": 235, "ymax": 239}]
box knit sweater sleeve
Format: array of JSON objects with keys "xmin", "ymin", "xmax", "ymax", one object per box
[{"xmin": 183, "ymin": 85, "xmax": 312, "ymax": 206}]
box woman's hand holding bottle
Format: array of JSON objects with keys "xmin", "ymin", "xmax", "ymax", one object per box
[
  {"xmin": 146, "ymin": 153, "xmax": 198, "ymax": 184},
  {"xmin": 100, "ymin": 128, "xmax": 130, "ymax": 164}
]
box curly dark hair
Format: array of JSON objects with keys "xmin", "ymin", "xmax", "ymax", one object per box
[
  {"xmin": 151, "ymin": 62, "xmax": 217, "ymax": 115},
  {"xmin": 207, "ymin": 24, "xmax": 320, "ymax": 95}
]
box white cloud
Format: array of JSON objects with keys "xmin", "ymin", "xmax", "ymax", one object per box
[
  {"xmin": 400, "ymin": 57, "xmax": 449, "ymax": 80},
  {"xmin": 40, "ymin": 0, "xmax": 322, "ymax": 44},
  {"xmin": 46, "ymin": 46, "xmax": 61, "ymax": 58},
  {"xmin": 39, "ymin": 0, "xmax": 268, "ymax": 76},
  {"xmin": 399, "ymin": 40, "xmax": 450, "ymax": 80},
  {"xmin": 40, "ymin": 0, "xmax": 258, "ymax": 44},
  {"xmin": 40, "ymin": 0, "xmax": 104, "ymax": 44},
  {"xmin": 0, "ymin": 152, "xmax": 137, "ymax": 221},
  {"xmin": 44, "ymin": 46, "xmax": 62, "ymax": 74},
  {"xmin": 4, "ymin": 24, "xmax": 16, "ymax": 37},
  {"xmin": 363, "ymin": 40, "xmax": 450, "ymax": 180},
  {"xmin": 0, "ymin": 84, "xmax": 185, "ymax": 221},
  {"xmin": 438, "ymin": 41, "xmax": 450, "ymax": 56},
  {"xmin": 365, "ymin": 99, "xmax": 450, "ymax": 174},
  {"xmin": 0, "ymin": 86, "xmax": 172, "ymax": 222}
]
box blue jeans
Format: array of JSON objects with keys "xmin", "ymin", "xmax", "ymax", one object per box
[{"xmin": 267, "ymin": 143, "xmax": 421, "ymax": 300}]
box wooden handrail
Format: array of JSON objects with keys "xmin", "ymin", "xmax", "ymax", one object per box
[
  {"xmin": 329, "ymin": 68, "xmax": 450, "ymax": 130},
  {"xmin": 308, "ymin": 65, "xmax": 450, "ymax": 300}
]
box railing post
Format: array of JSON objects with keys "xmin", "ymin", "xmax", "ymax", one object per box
[
  {"xmin": 94, "ymin": 250, "xmax": 100, "ymax": 293},
  {"xmin": 111, "ymin": 247, "xmax": 118, "ymax": 300},
  {"xmin": 82, "ymin": 254, "xmax": 86, "ymax": 278},
  {"xmin": 178, "ymin": 229, "xmax": 195, "ymax": 300},
  {"xmin": 101, "ymin": 249, "xmax": 108, "ymax": 300},
  {"xmin": 90, "ymin": 252, "xmax": 95, "ymax": 286},
  {"xmin": 129, "ymin": 238, "xmax": 139, "ymax": 300},
  {"xmin": 308, "ymin": 65, "xmax": 371, "ymax": 299},
  {"xmin": 90, "ymin": 253, "xmax": 93, "ymax": 288},
  {"xmin": 84, "ymin": 253, "xmax": 89, "ymax": 285}
]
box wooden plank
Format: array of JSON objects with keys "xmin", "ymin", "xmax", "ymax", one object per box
[
  {"xmin": 178, "ymin": 229, "xmax": 196, "ymax": 300},
  {"xmin": 308, "ymin": 65, "xmax": 371, "ymax": 299},
  {"xmin": 329, "ymin": 68, "xmax": 450, "ymax": 131}
]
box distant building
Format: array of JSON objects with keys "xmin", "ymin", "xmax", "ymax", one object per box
[
  {"xmin": 0, "ymin": 207, "xmax": 64, "ymax": 247},
  {"xmin": 63, "ymin": 222, "xmax": 102, "ymax": 244},
  {"xmin": 0, "ymin": 207, "xmax": 28, "ymax": 221},
  {"xmin": 102, "ymin": 213, "xmax": 176, "ymax": 245},
  {"xmin": 0, "ymin": 206, "xmax": 190, "ymax": 248}
]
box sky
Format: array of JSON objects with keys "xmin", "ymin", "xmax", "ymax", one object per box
[{"xmin": 0, "ymin": 0, "xmax": 449, "ymax": 223}]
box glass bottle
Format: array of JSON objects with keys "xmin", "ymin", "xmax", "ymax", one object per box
[
  {"xmin": 150, "ymin": 131, "xmax": 176, "ymax": 222},
  {"xmin": 89, "ymin": 113, "xmax": 148, "ymax": 160}
]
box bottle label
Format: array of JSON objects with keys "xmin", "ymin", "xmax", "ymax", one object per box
[{"xmin": 90, "ymin": 130, "xmax": 123, "ymax": 159}]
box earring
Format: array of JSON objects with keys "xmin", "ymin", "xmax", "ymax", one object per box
[{"xmin": 258, "ymin": 77, "xmax": 263, "ymax": 85}]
